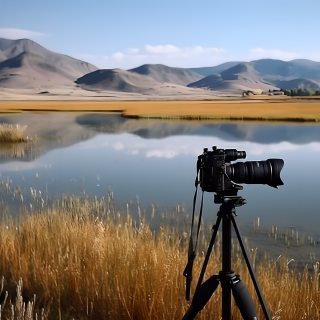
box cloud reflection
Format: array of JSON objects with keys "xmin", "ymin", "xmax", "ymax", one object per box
[
  {"xmin": 0, "ymin": 161, "xmax": 41, "ymax": 172},
  {"xmin": 74, "ymin": 134, "xmax": 320, "ymax": 159}
]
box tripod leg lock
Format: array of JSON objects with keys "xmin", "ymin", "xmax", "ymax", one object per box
[{"xmin": 230, "ymin": 274, "xmax": 241, "ymax": 285}]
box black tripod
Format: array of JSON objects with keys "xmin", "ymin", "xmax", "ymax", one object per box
[{"xmin": 182, "ymin": 191, "xmax": 271, "ymax": 320}]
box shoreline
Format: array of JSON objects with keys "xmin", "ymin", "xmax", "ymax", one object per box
[{"xmin": 1, "ymin": 99, "xmax": 320, "ymax": 123}]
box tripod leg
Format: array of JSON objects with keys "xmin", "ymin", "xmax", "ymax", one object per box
[
  {"xmin": 230, "ymin": 216, "xmax": 271, "ymax": 320},
  {"xmin": 230, "ymin": 274, "xmax": 258, "ymax": 320},
  {"xmin": 194, "ymin": 214, "xmax": 222, "ymax": 295},
  {"xmin": 181, "ymin": 275, "xmax": 220, "ymax": 320},
  {"xmin": 181, "ymin": 215, "xmax": 222, "ymax": 320}
]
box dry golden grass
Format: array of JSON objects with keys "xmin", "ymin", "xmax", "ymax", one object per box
[
  {"xmin": 0, "ymin": 194, "xmax": 319, "ymax": 319},
  {"xmin": 0, "ymin": 123, "xmax": 27, "ymax": 143},
  {"xmin": 1, "ymin": 100, "xmax": 320, "ymax": 122}
]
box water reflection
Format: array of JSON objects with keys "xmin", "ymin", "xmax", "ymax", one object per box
[
  {"xmin": 1, "ymin": 113, "xmax": 320, "ymax": 164},
  {"xmin": 76, "ymin": 113, "xmax": 320, "ymax": 143},
  {"xmin": 0, "ymin": 113, "xmax": 96, "ymax": 163},
  {"xmin": 0, "ymin": 112, "xmax": 320, "ymax": 268}
]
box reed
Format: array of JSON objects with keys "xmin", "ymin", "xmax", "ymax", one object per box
[
  {"xmin": 0, "ymin": 194, "xmax": 319, "ymax": 319},
  {"xmin": 0, "ymin": 123, "xmax": 27, "ymax": 143}
]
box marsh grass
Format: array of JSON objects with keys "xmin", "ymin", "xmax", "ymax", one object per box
[
  {"xmin": 0, "ymin": 143, "xmax": 31, "ymax": 159},
  {"xmin": 0, "ymin": 123, "xmax": 29, "ymax": 143},
  {"xmin": 0, "ymin": 141, "xmax": 43, "ymax": 160},
  {"xmin": 0, "ymin": 194, "xmax": 319, "ymax": 319}
]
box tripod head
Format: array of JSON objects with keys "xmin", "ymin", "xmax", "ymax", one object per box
[{"xmin": 214, "ymin": 190, "xmax": 247, "ymax": 207}]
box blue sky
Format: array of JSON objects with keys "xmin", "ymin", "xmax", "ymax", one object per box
[{"xmin": 1, "ymin": 0, "xmax": 320, "ymax": 69}]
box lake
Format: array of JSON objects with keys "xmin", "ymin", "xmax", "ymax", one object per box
[{"xmin": 0, "ymin": 112, "xmax": 320, "ymax": 270}]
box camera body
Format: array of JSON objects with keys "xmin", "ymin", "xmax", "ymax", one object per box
[
  {"xmin": 199, "ymin": 146, "xmax": 246, "ymax": 193},
  {"xmin": 199, "ymin": 146, "xmax": 284, "ymax": 193}
]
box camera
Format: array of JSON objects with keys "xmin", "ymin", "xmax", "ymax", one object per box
[{"xmin": 199, "ymin": 146, "xmax": 284, "ymax": 193}]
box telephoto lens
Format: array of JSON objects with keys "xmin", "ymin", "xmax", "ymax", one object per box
[{"xmin": 226, "ymin": 159, "xmax": 284, "ymax": 188}]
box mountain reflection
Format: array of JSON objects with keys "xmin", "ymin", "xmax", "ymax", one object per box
[
  {"xmin": 0, "ymin": 112, "xmax": 319, "ymax": 163},
  {"xmin": 76, "ymin": 113, "xmax": 320, "ymax": 144}
]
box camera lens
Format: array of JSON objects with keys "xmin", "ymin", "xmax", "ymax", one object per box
[{"xmin": 226, "ymin": 159, "xmax": 284, "ymax": 188}]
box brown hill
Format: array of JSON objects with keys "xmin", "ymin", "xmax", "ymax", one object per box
[
  {"xmin": 0, "ymin": 38, "xmax": 98, "ymax": 89},
  {"xmin": 188, "ymin": 62, "xmax": 278, "ymax": 92},
  {"xmin": 128, "ymin": 64, "xmax": 203, "ymax": 85},
  {"xmin": 75, "ymin": 68, "xmax": 163, "ymax": 92}
]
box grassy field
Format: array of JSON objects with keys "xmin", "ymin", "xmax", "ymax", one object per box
[
  {"xmin": 1, "ymin": 100, "xmax": 320, "ymax": 122},
  {"xmin": 0, "ymin": 123, "xmax": 27, "ymax": 143},
  {"xmin": 0, "ymin": 193, "xmax": 319, "ymax": 320}
]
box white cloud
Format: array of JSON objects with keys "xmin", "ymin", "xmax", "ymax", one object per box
[
  {"xmin": 249, "ymin": 48, "xmax": 300, "ymax": 61},
  {"xmin": 76, "ymin": 44, "xmax": 226, "ymax": 69},
  {"xmin": 0, "ymin": 28, "xmax": 45, "ymax": 40},
  {"xmin": 72, "ymin": 45, "xmax": 320, "ymax": 69},
  {"xmin": 144, "ymin": 44, "xmax": 181, "ymax": 55},
  {"xmin": 111, "ymin": 52, "xmax": 124, "ymax": 61}
]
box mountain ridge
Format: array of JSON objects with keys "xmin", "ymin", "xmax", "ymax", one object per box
[
  {"xmin": 0, "ymin": 37, "xmax": 98, "ymax": 89},
  {"xmin": 128, "ymin": 64, "xmax": 203, "ymax": 85},
  {"xmin": 1, "ymin": 37, "xmax": 320, "ymax": 95}
]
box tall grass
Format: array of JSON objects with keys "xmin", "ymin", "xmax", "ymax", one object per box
[
  {"xmin": 0, "ymin": 194, "xmax": 319, "ymax": 319},
  {"xmin": 0, "ymin": 124, "xmax": 27, "ymax": 143}
]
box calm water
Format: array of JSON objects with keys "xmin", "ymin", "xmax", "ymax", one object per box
[{"xmin": 1, "ymin": 112, "xmax": 320, "ymax": 268}]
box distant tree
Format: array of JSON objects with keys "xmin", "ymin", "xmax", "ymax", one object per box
[
  {"xmin": 315, "ymin": 90, "xmax": 320, "ymax": 96},
  {"xmin": 297, "ymin": 88, "xmax": 302, "ymax": 96}
]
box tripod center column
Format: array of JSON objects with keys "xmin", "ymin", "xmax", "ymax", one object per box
[{"xmin": 221, "ymin": 203, "xmax": 234, "ymax": 320}]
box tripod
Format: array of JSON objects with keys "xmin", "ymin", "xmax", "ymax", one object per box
[{"xmin": 181, "ymin": 191, "xmax": 271, "ymax": 320}]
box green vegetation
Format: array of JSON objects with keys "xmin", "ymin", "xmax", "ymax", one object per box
[
  {"xmin": 0, "ymin": 192, "xmax": 319, "ymax": 319},
  {"xmin": 0, "ymin": 123, "xmax": 27, "ymax": 143},
  {"xmin": 283, "ymin": 88, "xmax": 320, "ymax": 96}
]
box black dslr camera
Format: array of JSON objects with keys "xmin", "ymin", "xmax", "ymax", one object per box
[{"xmin": 199, "ymin": 146, "xmax": 284, "ymax": 194}]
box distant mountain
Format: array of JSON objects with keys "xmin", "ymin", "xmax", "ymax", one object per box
[
  {"xmin": 251, "ymin": 59, "xmax": 320, "ymax": 80},
  {"xmin": 188, "ymin": 61, "xmax": 244, "ymax": 77},
  {"xmin": 75, "ymin": 68, "xmax": 162, "ymax": 92},
  {"xmin": 187, "ymin": 59, "xmax": 320, "ymax": 92},
  {"xmin": 188, "ymin": 59, "xmax": 320, "ymax": 81},
  {"xmin": 188, "ymin": 62, "xmax": 278, "ymax": 92},
  {"xmin": 0, "ymin": 38, "xmax": 98, "ymax": 88},
  {"xmin": 128, "ymin": 64, "xmax": 202, "ymax": 85},
  {"xmin": 1, "ymin": 37, "xmax": 320, "ymax": 94}
]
